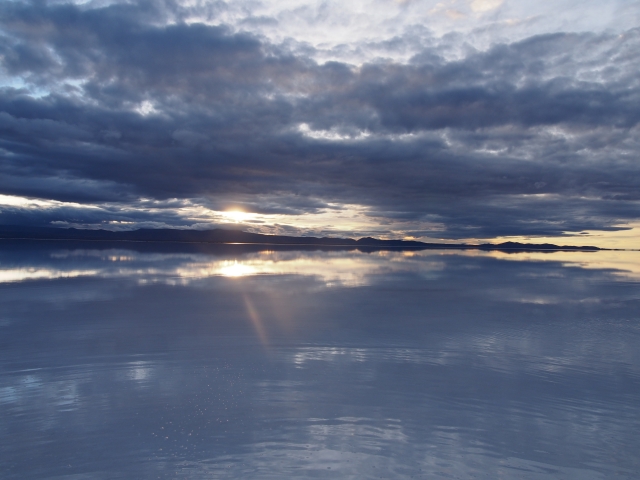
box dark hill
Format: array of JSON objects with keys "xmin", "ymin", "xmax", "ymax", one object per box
[{"xmin": 0, "ymin": 225, "xmax": 601, "ymax": 251}]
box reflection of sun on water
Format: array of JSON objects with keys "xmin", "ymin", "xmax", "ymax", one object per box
[{"xmin": 219, "ymin": 261, "xmax": 256, "ymax": 277}]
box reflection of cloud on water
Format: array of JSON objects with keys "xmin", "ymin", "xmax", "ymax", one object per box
[
  {"xmin": 0, "ymin": 267, "xmax": 100, "ymax": 283},
  {"xmin": 293, "ymin": 348, "xmax": 370, "ymax": 367},
  {"xmin": 0, "ymin": 373, "xmax": 79, "ymax": 418},
  {"xmin": 1, "ymin": 247, "xmax": 638, "ymax": 288},
  {"xmin": 469, "ymin": 249, "xmax": 640, "ymax": 280},
  {"xmin": 0, "ymin": 248, "xmax": 447, "ymax": 286},
  {"xmin": 126, "ymin": 361, "xmax": 154, "ymax": 382},
  {"xmin": 165, "ymin": 251, "xmax": 446, "ymax": 287},
  {"xmin": 285, "ymin": 329, "xmax": 640, "ymax": 381},
  {"xmin": 1, "ymin": 246, "xmax": 638, "ymax": 478}
]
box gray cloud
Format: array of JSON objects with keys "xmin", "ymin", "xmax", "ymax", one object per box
[{"xmin": 1, "ymin": 0, "xmax": 639, "ymax": 239}]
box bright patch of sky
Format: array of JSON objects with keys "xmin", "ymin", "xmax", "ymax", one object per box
[{"xmin": 175, "ymin": 0, "xmax": 638, "ymax": 63}]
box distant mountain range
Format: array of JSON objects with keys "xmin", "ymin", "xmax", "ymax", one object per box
[{"xmin": 0, "ymin": 225, "xmax": 602, "ymax": 251}]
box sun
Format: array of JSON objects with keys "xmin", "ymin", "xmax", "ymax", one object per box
[{"xmin": 221, "ymin": 210, "xmax": 254, "ymax": 223}]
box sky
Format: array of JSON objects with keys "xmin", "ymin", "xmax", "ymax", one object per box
[{"xmin": 0, "ymin": 0, "xmax": 639, "ymax": 247}]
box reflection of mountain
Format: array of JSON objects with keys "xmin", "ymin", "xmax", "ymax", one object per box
[{"xmin": 0, "ymin": 225, "xmax": 601, "ymax": 251}]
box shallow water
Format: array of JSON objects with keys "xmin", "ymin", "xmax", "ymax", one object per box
[{"xmin": 1, "ymin": 241, "xmax": 639, "ymax": 479}]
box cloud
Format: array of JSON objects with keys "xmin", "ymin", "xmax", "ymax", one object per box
[
  {"xmin": 469, "ymin": 0, "xmax": 504, "ymax": 13},
  {"xmin": 0, "ymin": 0, "xmax": 639, "ymax": 240}
]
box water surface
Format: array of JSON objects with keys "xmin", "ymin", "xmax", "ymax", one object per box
[{"xmin": 1, "ymin": 241, "xmax": 639, "ymax": 479}]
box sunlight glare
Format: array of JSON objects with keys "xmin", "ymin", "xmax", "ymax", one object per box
[
  {"xmin": 219, "ymin": 261, "xmax": 256, "ymax": 277},
  {"xmin": 221, "ymin": 210, "xmax": 255, "ymax": 223}
]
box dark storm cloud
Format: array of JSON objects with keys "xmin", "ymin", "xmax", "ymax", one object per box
[{"xmin": 1, "ymin": 0, "xmax": 639, "ymax": 238}]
